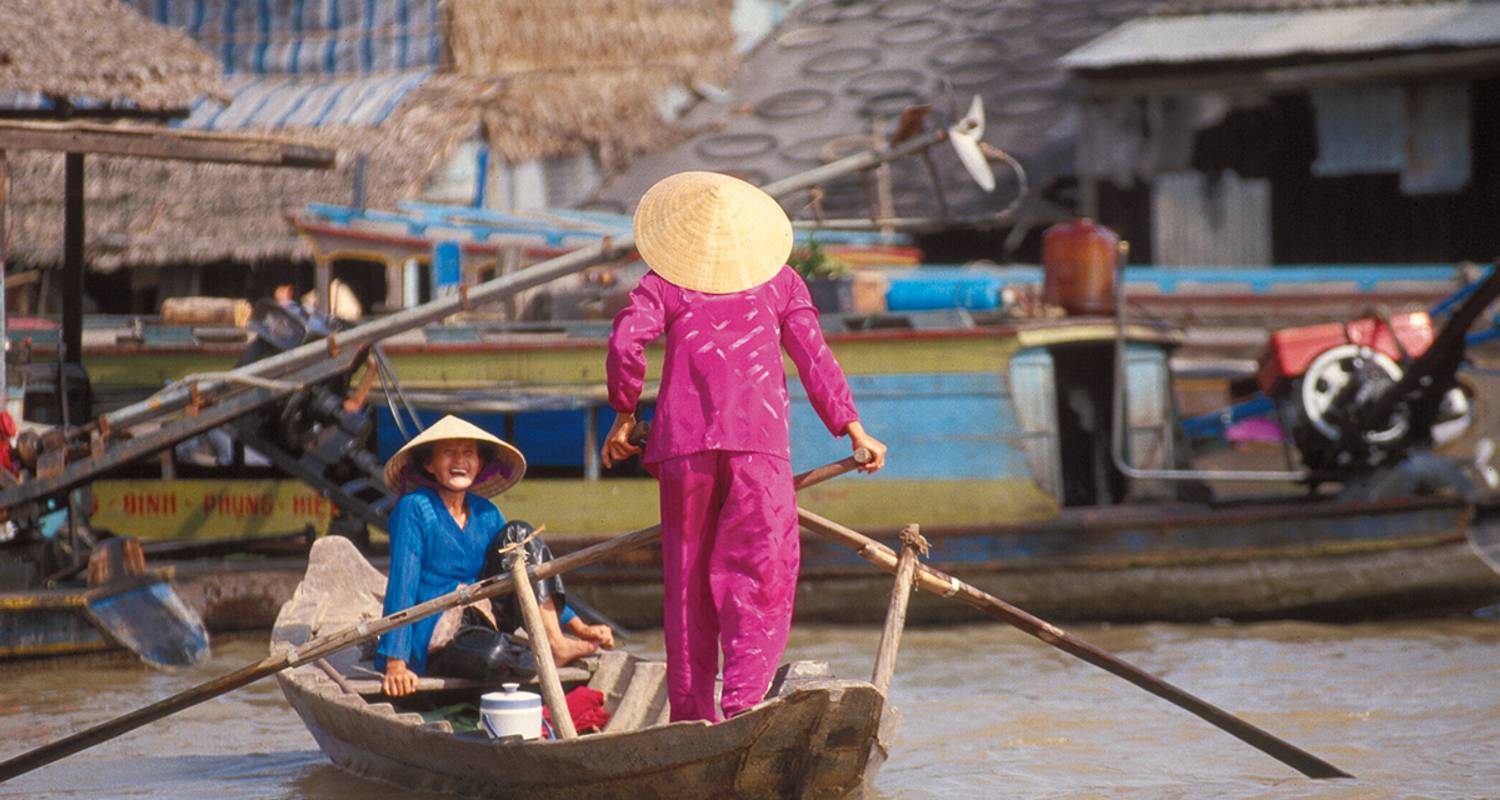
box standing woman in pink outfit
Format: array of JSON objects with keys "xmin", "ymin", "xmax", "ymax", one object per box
[{"xmin": 601, "ymin": 171, "xmax": 888, "ymax": 723}]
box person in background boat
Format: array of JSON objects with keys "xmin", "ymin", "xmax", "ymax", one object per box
[
  {"xmin": 601, "ymin": 171, "xmax": 887, "ymax": 723},
  {"xmin": 376, "ymin": 415, "xmax": 613, "ymax": 697}
]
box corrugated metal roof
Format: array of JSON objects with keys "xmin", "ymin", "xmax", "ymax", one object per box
[
  {"xmin": 595, "ymin": 0, "xmax": 1158, "ymax": 222},
  {"xmin": 1152, "ymin": 0, "xmax": 1467, "ymax": 15},
  {"xmin": 174, "ymin": 71, "xmax": 432, "ymax": 130},
  {"xmin": 1062, "ymin": 2, "xmax": 1500, "ymax": 69}
]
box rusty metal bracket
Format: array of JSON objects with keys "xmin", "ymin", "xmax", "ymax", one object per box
[
  {"xmin": 96, "ymin": 415, "xmax": 111, "ymax": 441},
  {"xmin": 185, "ymin": 382, "xmax": 202, "ymax": 417},
  {"xmin": 326, "ymin": 334, "xmax": 340, "ymax": 359},
  {"xmin": 459, "ymin": 285, "xmax": 473, "ymax": 311}
]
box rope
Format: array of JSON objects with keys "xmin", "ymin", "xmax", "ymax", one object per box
[
  {"xmin": 496, "ymin": 524, "xmax": 547, "ymax": 559},
  {"xmin": 898, "ymin": 524, "xmax": 930, "ymax": 558}
]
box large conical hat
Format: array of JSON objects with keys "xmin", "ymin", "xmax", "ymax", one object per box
[
  {"xmin": 632, "ymin": 171, "xmax": 793, "ymax": 294},
  {"xmin": 383, "ymin": 415, "xmax": 526, "ymax": 498}
]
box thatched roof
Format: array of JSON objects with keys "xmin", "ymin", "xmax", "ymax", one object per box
[
  {"xmin": 5, "ymin": 0, "xmax": 735, "ymax": 270},
  {"xmin": 0, "ymin": 0, "xmax": 225, "ymax": 111}
]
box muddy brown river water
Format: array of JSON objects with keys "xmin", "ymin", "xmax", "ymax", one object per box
[{"xmin": 2, "ymin": 619, "xmax": 1498, "ymax": 798}]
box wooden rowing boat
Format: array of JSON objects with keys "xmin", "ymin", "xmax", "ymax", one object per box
[{"xmin": 272, "ymin": 536, "xmax": 899, "ymax": 798}]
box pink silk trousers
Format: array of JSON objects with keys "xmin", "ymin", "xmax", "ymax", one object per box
[{"xmin": 656, "ymin": 450, "xmax": 799, "ymax": 722}]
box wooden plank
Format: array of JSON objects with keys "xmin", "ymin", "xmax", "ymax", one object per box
[
  {"xmin": 0, "ymin": 121, "xmax": 335, "ymax": 168},
  {"xmin": 343, "ymin": 666, "xmax": 593, "ymax": 696},
  {"xmin": 870, "ymin": 525, "xmax": 921, "ymax": 695},
  {"xmin": 63, "ymin": 152, "xmax": 83, "ymax": 366},
  {"xmin": 603, "ymin": 660, "xmax": 666, "ymax": 733}
]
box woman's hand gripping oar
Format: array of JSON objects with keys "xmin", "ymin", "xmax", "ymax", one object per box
[
  {"xmin": 0, "ymin": 450, "xmax": 871, "ymax": 783},
  {"xmin": 796, "ymin": 509, "xmax": 1353, "ymax": 780}
]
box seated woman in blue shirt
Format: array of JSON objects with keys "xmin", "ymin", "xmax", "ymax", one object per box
[{"xmin": 375, "ymin": 415, "xmax": 613, "ymax": 697}]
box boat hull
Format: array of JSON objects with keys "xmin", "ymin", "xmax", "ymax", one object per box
[
  {"xmin": 0, "ymin": 589, "xmax": 113, "ymax": 660},
  {"xmin": 111, "ymin": 496, "xmax": 1500, "ymax": 634},
  {"xmin": 272, "ymin": 536, "xmax": 894, "ymax": 798},
  {"xmin": 278, "ymin": 670, "xmax": 889, "ymax": 799}
]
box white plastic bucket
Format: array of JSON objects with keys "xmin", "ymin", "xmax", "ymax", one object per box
[{"xmin": 480, "ymin": 682, "xmax": 543, "ymax": 740}]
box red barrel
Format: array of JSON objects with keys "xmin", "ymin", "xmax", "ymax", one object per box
[{"xmin": 1041, "ymin": 218, "xmax": 1120, "ymax": 316}]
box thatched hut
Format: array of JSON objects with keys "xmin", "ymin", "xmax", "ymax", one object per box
[
  {"xmin": 0, "ymin": 0, "xmax": 225, "ymax": 113},
  {"xmin": 5, "ymin": 0, "xmax": 736, "ymax": 314}
]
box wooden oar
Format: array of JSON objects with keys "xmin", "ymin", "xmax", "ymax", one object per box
[
  {"xmin": 84, "ymin": 577, "xmax": 210, "ymax": 670},
  {"xmin": 0, "ymin": 451, "xmax": 870, "ymax": 783},
  {"xmin": 82, "ymin": 538, "xmax": 210, "ymax": 670},
  {"xmin": 796, "ymin": 508, "xmax": 1354, "ymax": 780}
]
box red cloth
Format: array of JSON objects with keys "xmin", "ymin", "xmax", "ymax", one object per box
[
  {"xmin": 0, "ymin": 411, "xmax": 16, "ymax": 475},
  {"xmin": 542, "ymin": 686, "xmax": 611, "ymax": 733}
]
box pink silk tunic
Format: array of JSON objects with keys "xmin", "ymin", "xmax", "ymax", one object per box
[{"xmin": 607, "ymin": 266, "xmax": 859, "ymax": 463}]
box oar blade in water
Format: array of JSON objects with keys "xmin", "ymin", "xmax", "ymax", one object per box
[{"xmin": 85, "ymin": 579, "xmax": 210, "ymax": 669}]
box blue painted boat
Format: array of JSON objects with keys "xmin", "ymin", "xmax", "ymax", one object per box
[
  {"xmin": 353, "ymin": 312, "xmax": 1500, "ymax": 626},
  {"xmin": 15, "ymin": 276, "xmax": 1497, "ymax": 628}
]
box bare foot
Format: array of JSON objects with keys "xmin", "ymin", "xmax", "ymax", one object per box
[{"xmin": 549, "ymin": 635, "xmax": 599, "ymax": 667}]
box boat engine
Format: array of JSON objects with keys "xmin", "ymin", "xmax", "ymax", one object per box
[{"xmin": 1256, "ymin": 311, "xmax": 1471, "ymax": 475}]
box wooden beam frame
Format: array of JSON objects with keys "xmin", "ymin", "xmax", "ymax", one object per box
[{"xmin": 0, "ymin": 120, "xmax": 335, "ymax": 169}]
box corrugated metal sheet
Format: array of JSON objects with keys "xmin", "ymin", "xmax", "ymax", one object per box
[
  {"xmin": 1403, "ymin": 82, "xmax": 1471, "ymax": 193},
  {"xmin": 595, "ymin": 0, "xmax": 1161, "ymax": 220},
  {"xmin": 1062, "ymin": 3, "xmax": 1500, "ymax": 69},
  {"xmin": 1151, "ymin": 170, "xmax": 1272, "ymax": 266},
  {"xmin": 123, "ymin": 0, "xmax": 443, "ymax": 76},
  {"xmin": 174, "ymin": 70, "xmax": 431, "ymax": 130},
  {"xmin": 1310, "ymin": 85, "xmax": 1408, "ymax": 176},
  {"xmin": 1008, "ymin": 348, "xmax": 1063, "ymax": 501},
  {"xmin": 1123, "ymin": 343, "xmax": 1174, "ymax": 473}
]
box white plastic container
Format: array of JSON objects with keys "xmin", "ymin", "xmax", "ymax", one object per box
[{"xmin": 480, "ymin": 683, "xmax": 543, "ymax": 740}]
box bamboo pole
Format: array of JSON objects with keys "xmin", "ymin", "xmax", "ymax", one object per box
[
  {"xmin": 507, "ymin": 543, "xmax": 577, "ymax": 740},
  {"xmin": 796, "ymin": 508, "xmax": 1353, "ymax": 781},
  {"xmin": 870, "ymin": 524, "xmax": 924, "ymax": 696}
]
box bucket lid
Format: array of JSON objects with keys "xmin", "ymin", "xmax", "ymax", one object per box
[{"xmin": 481, "ymin": 685, "xmax": 541, "ymax": 711}]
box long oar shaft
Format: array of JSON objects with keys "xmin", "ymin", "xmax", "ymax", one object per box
[
  {"xmin": 796, "ymin": 508, "xmax": 1354, "ymax": 780},
  {"xmin": 0, "ymin": 452, "xmax": 868, "ymax": 783}
]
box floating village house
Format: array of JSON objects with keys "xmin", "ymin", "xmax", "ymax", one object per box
[
  {"xmin": 4, "ymin": 0, "xmax": 739, "ymax": 316},
  {"xmin": 1061, "ymin": 0, "xmax": 1500, "ymax": 266},
  {"xmin": 0, "ymin": 0, "xmax": 228, "ymax": 316},
  {"xmin": 600, "ymin": 0, "xmax": 1497, "ymax": 270},
  {"xmin": 594, "ymin": 0, "xmax": 1159, "ymax": 260}
]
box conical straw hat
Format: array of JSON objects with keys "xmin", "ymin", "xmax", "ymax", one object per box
[
  {"xmin": 384, "ymin": 415, "xmax": 526, "ymax": 498},
  {"xmin": 632, "ymin": 171, "xmax": 794, "ymax": 294}
]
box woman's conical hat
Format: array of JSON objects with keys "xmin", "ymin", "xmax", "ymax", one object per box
[
  {"xmin": 632, "ymin": 171, "xmax": 793, "ymax": 294},
  {"xmin": 383, "ymin": 415, "xmax": 526, "ymax": 498}
]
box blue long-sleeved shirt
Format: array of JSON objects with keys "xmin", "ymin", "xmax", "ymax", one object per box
[
  {"xmin": 373, "ymin": 486, "xmax": 578, "ymax": 674},
  {"xmin": 375, "ymin": 487, "xmax": 504, "ymax": 674}
]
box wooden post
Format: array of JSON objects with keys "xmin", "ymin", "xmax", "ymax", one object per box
[
  {"xmin": 63, "ymin": 152, "xmax": 84, "ymax": 365},
  {"xmin": 870, "ymin": 523, "xmax": 925, "ymax": 695},
  {"xmin": 583, "ymin": 405, "xmax": 600, "ymax": 481},
  {"xmin": 499, "ymin": 245, "xmax": 521, "ymax": 320},
  {"xmin": 314, "ymin": 258, "xmax": 332, "ymax": 318},
  {"xmin": 1, "ymin": 148, "xmax": 8, "ymax": 399},
  {"xmin": 507, "ymin": 547, "xmax": 577, "ymax": 739},
  {"xmin": 1078, "ymin": 93, "xmax": 1100, "ymax": 220}
]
